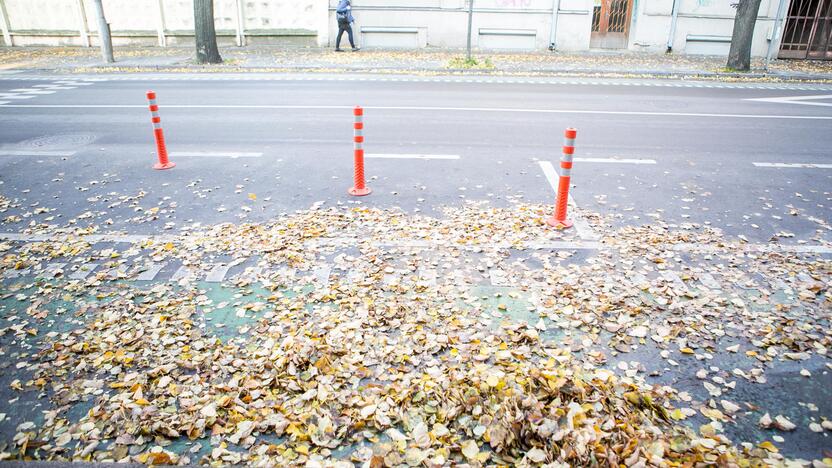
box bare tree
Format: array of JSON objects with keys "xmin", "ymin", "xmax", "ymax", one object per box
[
  {"xmin": 726, "ymin": 0, "xmax": 763, "ymax": 71},
  {"xmin": 194, "ymin": 0, "xmax": 222, "ymax": 64}
]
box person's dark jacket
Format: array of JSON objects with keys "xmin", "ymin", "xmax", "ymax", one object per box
[{"xmin": 336, "ymin": 0, "xmax": 355, "ymax": 23}]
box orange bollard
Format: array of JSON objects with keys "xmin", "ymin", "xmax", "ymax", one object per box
[
  {"xmin": 547, "ymin": 128, "xmax": 577, "ymax": 229},
  {"xmin": 348, "ymin": 105, "xmax": 371, "ymax": 196},
  {"xmin": 146, "ymin": 91, "xmax": 175, "ymax": 170}
]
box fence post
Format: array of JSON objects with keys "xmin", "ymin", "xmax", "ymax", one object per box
[
  {"xmin": 75, "ymin": 0, "xmax": 91, "ymax": 47},
  {"xmin": 156, "ymin": 0, "xmax": 167, "ymax": 47},
  {"xmin": 235, "ymin": 0, "xmax": 246, "ymax": 47},
  {"xmin": 0, "ymin": 0, "xmax": 11, "ymax": 47}
]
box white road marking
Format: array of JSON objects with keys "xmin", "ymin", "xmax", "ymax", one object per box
[
  {"xmin": 365, "ymin": 153, "xmax": 460, "ymax": 160},
  {"xmin": 673, "ymin": 243, "xmax": 832, "ymax": 254},
  {"xmin": 746, "ymin": 94, "xmax": 832, "ymax": 107},
  {"xmin": 417, "ymin": 268, "xmax": 438, "ymax": 286},
  {"xmin": 661, "ymin": 271, "xmax": 691, "ymax": 294},
  {"xmin": 136, "ymin": 263, "xmax": 165, "ymax": 281},
  {"xmin": 236, "ymin": 266, "xmax": 263, "ymax": 281},
  {"xmin": 0, "ymin": 94, "xmax": 35, "ymax": 100},
  {"xmin": 0, "ymin": 150, "xmax": 76, "ymax": 157},
  {"xmin": 3, "ymin": 104, "xmax": 831, "ymax": 120},
  {"xmin": 69, "ymin": 263, "xmax": 99, "ymax": 280},
  {"xmin": 206, "ymin": 264, "xmax": 232, "ymax": 282},
  {"xmin": 698, "ymin": 273, "xmax": 722, "ymax": 290},
  {"xmin": 537, "ymin": 160, "xmax": 601, "ymax": 241},
  {"xmin": 40, "ymin": 262, "xmax": 67, "ymax": 278},
  {"xmin": 753, "ymin": 162, "xmax": 832, "ymax": 169},
  {"xmin": 9, "ymin": 88, "xmax": 56, "ymax": 94},
  {"xmin": 170, "ymin": 265, "xmax": 194, "ymax": 281},
  {"xmin": 574, "ymin": 157, "xmax": 656, "ymax": 164},
  {"xmin": 169, "ymin": 151, "xmax": 263, "ymax": 158},
  {"xmin": 313, "ymin": 266, "xmax": 331, "ymax": 283}
]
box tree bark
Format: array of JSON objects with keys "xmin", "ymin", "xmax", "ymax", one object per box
[
  {"xmin": 194, "ymin": 0, "xmax": 222, "ymax": 64},
  {"xmin": 726, "ymin": 0, "xmax": 763, "ymax": 71}
]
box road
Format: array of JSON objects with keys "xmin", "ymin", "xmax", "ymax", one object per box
[
  {"xmin": 0, "ymin": 73, "xmax": 830, "ymax": 242},
  {"xmin": 1, "ymin": 73, "xmax": 831, "ymax": 464}
]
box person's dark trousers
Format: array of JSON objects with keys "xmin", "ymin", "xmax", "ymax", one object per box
[{"xmin": 336, "ymin": 21, "xmax": 355, "ymax": 49}]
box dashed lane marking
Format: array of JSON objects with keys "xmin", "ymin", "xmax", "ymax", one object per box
[
  {"xmin": 365, "ymin": 153, "xmax": 461, "ymax": 160},
  {"xmin": 752, "ymin": 162, "xmax": 832, "ymax": 169},
  {"xmin": 0, "ymin": 150, "xmax": 76, "ymax": 157},
  {"xmin": 574, "ymin": 157, "xmax": 657, "ymax": 164},
  {"xmin": 169, "ymin": 151, "xmax": 263, "ymax": 158}
]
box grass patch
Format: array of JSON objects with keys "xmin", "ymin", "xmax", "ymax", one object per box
[{"xmin": 447, "ymin": 55, "xmax": 495, "ymax": 70}]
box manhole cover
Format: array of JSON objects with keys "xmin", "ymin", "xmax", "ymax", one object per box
[{"xmin": 17, "ymin": 133, "xmax": 97, "ymax": 149}]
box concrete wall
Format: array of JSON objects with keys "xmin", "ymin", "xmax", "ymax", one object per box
[
  {"xmin": 629, "ymin": 0, "xmax": 782, "ymax": 56},
  {"xmin": 327, "ymin": 0, "xmax": 593, "ymax": 51},
  {"xmin": 0, "ymin": 0, "xmax": 789, "ymax": 57}
]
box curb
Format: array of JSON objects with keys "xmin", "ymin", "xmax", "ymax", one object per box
[{"xmin": 5, "ymin": 64, "xmax": 832, "ymax": 83}]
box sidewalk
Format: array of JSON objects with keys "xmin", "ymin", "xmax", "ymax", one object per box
[{"xmin": 2, "ymin": 45, "xmax": 832, "ymax": 81}]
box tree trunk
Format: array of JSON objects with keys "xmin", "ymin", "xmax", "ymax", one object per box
[
  {"xmin": 194, "ymin": 0, "xmax": 222, "ymax": 64},
  {"xmin": 726, "ymin": 0, "xmax": 763, "ymax": 71}
]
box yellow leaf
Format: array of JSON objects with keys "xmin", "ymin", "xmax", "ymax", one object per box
[
  {"xmin": 248, "ymin": 193, "xmax": 257, "ymax": 201},
  {"xmin": 295, "ymin": 444, "xmax": 309, "ymax": 455},
  {"xmin": 670, "ymin": 409, "xmax": 687, "ymax": 421},
  {"xmin": 163, "ymin": 242, "xmax": 174, "ymax": 251},
  {"xmin": 758, "ymin": 441, "xmax": 778, "ymax": 452},
  {"xmin": 680, "ymin": 347, "xmax": 695, "ymax": 354},
  {"xmin": 135, "ymin": 398, "xmax": 150, "ymax": 406}
]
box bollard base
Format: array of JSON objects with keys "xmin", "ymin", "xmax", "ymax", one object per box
[
  {"xmin": 153, "ymin": 162, "xmax": 176, "ymax": 170},
  {"xmin": 348, "ymin": 186, "xmax": 372, "ymax": 196},
  {"xmin": 546, "ymin": 217, "xmax": 573, "ymax": 229}
]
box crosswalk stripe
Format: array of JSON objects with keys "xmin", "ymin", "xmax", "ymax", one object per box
[
  {"xmin": 69, "ymin": 263, "xmax": 99, "ymax": 280},
  {"xmin": 136, "ymin": 263, "xmax": 165, "ymax": 281},
  {"xmin": 40, "ymin": 262, "xmax": 67, "ymax": 278},
  {"xmin": 699, "ymin": 273, "xmax": 721, "ymax": 290},
  {"xmin": 206, "ymin": 264, "xmax": 232, "ymax": 282},
  {"xmin": 171, "ymin": 265, "xmax": 194, "ymax": 281}
]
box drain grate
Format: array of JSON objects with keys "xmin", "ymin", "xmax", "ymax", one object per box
[{"xmin": 17, "ymin": 133, "xmax": 97, "ymax": 150}]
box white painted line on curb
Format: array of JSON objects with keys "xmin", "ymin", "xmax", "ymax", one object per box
[
  {"xmin": 3, "ymin": 104, "xmax": 831, "ymax": 120},
  {"xmin": 169, "ymin": 151, "xmax": 263, "ymax": 158},
  {"xmin": 0, "ymin": 150, "xmax": 76, "ymax": 157},
  {"xmin": 365, "ymin": 153, "xmax": 461, "ymax": 160},
  {"xmin": 574, "ymin": 157, "xmax": 657, "ymax": 164},
  {"xmin": 753, "ymin": 162, "xmax": 832, "ymax": 169},
  {"xmin": 537, "ymin": 160, "xmax": 600, "ymax": 242}
]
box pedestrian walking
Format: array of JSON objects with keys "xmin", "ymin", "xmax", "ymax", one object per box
[{"xmin": 335, "ymin": 0, "xmax": 360, "ymax": 52}]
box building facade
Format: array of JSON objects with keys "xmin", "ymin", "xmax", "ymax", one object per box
[{"xmin": 0, "ymin": 0, "xmax": 829, "ymax": 59}]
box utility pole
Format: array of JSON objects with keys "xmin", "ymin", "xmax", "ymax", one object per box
[
  {"xmin": 466, "ymin": 0, "xmax": 474, "ymax": 61},
  {"xmin": 91, "ymin": 0, "xmax": 114, "ymax": 63}
]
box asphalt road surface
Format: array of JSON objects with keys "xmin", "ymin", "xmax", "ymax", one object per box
[{"xmin": 0, "ymin": 73, "xmax": 830, "ymax": 243}]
